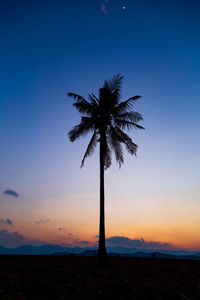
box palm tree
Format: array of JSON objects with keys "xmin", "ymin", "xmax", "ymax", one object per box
[{"xmin": 68, "ymin": 75, "xmax": 144, "ymax": 263}]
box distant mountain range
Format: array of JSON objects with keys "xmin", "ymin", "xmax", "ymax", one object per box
[
  {"xmin": 0, "ymin": 244, "xmax": 200, "ymax": 260},
  {"xmin": 0, "ymin": 244, "xmax": 83, "ymax": 255}
]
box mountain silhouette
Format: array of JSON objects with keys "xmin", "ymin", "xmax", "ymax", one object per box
[{"xmin": 0, "ymin": 244, "xmax": 200, "ymax": 260}]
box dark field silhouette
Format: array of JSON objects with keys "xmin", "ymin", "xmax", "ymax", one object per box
[{"xmin": 1, "ymin": 255, "xmax": 200, "ymax": 299}]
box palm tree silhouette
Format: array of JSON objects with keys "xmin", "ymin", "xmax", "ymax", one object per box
[{"xmin": 68, "ymin": 75, "xmax": 144, "ymax": 263}]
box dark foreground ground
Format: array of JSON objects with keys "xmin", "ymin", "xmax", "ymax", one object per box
[{"xmin": 1, "ymin": 255, "xmax": 200, "ymax": 299}]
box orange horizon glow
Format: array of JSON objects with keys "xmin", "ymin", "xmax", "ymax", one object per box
[
  {"xmin": 3, "ymin": 219, "xmax": 200, "ymax": 250},
  {"xmin": 1, "ymin": 190, "xmax": 200, "ymax": 250}
]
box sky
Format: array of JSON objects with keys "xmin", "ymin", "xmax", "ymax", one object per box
[{"xmin": 0, "ymin": 0, "xmax": 200, "ymax": 250}]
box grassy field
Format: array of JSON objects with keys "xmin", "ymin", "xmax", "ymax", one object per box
[{"xmin": 0, "ymin": 255, "xmax": 200, "ymax": 299}]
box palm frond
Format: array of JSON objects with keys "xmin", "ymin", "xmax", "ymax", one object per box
[
  {"xmin": 104, "ymin": 74, "xmax": 123, "ymax": 92},
  {"xmin": 103, "ymin": 140, "xmax": 112, "ymax": 169},
  {"xmin": 108, "ymin": 130, "xmax": 124, "ymax": 168},
  {"xmin": 114, "ymin": 111, "xmax": 143, "ymax": 123},
  {"xmin": 67, "ymin": 93, "xmax": 86, "ymax": 102},
  {"xmin": 81, "ymin": 131, "xmax": 98, "ymax": 168},
  {"xmin": 68, "ymin": 93, "xmax": 94, "ymax": 115},
  {"xmin": 100, "ymin": 132, "xmax": 112, "ymax": 169},
  {"xmin": 103, "ymin": 74, "xmax": 123, "ymax": 105},
  {"xmin": 125, "ymin": 95, "xmax": 142, "ymax": 102},
  {"xmin": 81, "ymin": 116, "xmax": 95, "ymax": 123},
  {"xmin": 89, "ymin": 94, "xmax": 99, "ymax": 105},
  {"xmin": 114, "ymin": 119, "xmax": 145, "ymax": 130},
  {"xmin": 68, "ymin": 120, "xmax": 94, "ymax": 142},
  {"xmin": 114, "ymin": 126, "xmax": 138, "ymax": 155},
  {"xmin": 112, "ymin": 96, "xmax": 141, "ymax": 115},
  {"xmin": 73, "ymin": 102, "xmax": 93, "ymax": 115}
]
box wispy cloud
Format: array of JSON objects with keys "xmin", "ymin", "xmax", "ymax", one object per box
[
  {"xmin": 34, "ymin": 218, "xmax": 50, "ymax": 225},
  {"xmin": 0, "ymin": 218, "xmax": 13, "ymax": 226},
  {"xmin": 73, "ymin": 239, "xmax": 91, "ymax": 247},
  {"xmin": 3, "ymin": 189, "xmax": 19, "ymax": 197},
  {"xmin": 101, "ymin": 3, "xmax": 108, "ymax": 15},
  {"xmin": 79, "ymin": 240, "xmax": 90, "ymax": 246}
]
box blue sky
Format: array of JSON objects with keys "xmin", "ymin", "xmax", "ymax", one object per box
[{"xmin": 0, "ymin": 0, "xmax": 200, "ymax": 249}]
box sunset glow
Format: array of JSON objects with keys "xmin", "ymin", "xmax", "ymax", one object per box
[{"xmin": 0, "ymin": 0, "xmax": 200, "ymax": 252}]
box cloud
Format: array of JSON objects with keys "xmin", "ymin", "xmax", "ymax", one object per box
[
  {"xmin": 0, "ymin": 229, "xmax": 47, "ymax": 248},
  {"xmin": 79, "ymin": 241, "xmax": 90, "ymax": 245},
  {"xmin": 3, "ymin": 189, "xmax": 19, "ymax": 197},
  {"xmin": 73, "ymin": 239, "xmax": 90, "ymax": 247},
  {"xmin": 0, "ymin": 218, "xmax": 13, "ymax": 226},
  {"xmin": 101, "ymin": 3, "xmax": 108, "ymax": 14},
  {"xmin": 105, "ymin": 236, "xmax": 175, "ymax": 250},
  {"xmin": 34, "ymin": 218, "xmax": 50, "ymax": 225}
]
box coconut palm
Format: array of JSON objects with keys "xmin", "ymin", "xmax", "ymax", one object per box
[{"xmin": 68, "ymin": 75, "xmax": 144, "ymax": 263}]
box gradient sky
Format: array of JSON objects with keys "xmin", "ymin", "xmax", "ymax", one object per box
[{"xmin": 0, "ymin": 0, "xmax": 200, "ymax": 250}]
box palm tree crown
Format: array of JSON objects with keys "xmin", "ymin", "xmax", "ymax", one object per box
[{"xmin": 68, "ymin": 74, "xmax": 144, "ymax": 168}]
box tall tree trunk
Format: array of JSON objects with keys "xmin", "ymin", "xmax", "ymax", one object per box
[{"xmin": 98, "ymin": 137, "xmax": 108, "ymax": 263}]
